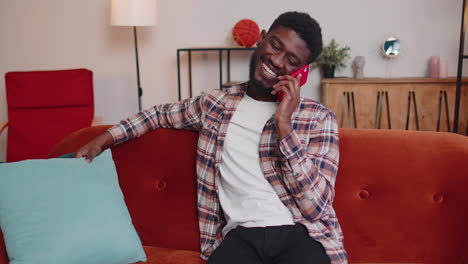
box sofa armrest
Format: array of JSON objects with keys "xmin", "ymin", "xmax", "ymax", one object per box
[
  {"xmin": 48, "ymin": 125, "xmax": 112, "ymax": 158},
  {"xmin": 91, "ymin": 116, "xmax": 102, "ymax": 126},
  {"xmin": 0, "ymin": 121, "xmax": 8, "ymax": 136}
]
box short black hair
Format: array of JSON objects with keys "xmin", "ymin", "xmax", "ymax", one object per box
[{"xmin": 268, "ymin": 11, "xmax": 323, "ymax": 64}]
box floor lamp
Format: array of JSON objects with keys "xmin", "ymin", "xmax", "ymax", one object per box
[{"xmin": 110, "ymin": 0, "xmax": 157, "ymax": 111}]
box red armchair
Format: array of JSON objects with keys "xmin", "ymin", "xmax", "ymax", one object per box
[{"xmin": 1, "ymin": 69, "xmax": 97, "ymax": 162}]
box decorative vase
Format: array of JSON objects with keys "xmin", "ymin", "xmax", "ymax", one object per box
[
  {"xmin": 429, "ymin": 56, "xmax": 440, "ymax": 78},
  {"xmin": 322, "ymin": 64, "xmax": 336, "ymax": 78},
  {"xmin": 352, "ymin": 56, "xmax": 366, "ymax": 79}
]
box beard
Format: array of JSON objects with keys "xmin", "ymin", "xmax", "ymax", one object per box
[{"xmin": 248, "ymin": 51, "xmax": 275, "ymax": 92}]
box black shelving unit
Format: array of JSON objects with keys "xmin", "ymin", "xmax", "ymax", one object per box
[
  {"xmin": 176, "ymin": 47, "xmax": 255, "ymax": 100},
  {"xmin": 455, "ymin": 0, "xmax": 468, "ymax": 133}
]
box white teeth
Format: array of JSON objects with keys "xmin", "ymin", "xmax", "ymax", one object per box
[{"xmin": 262, "ymin": 62, "xmax": 277, "ymax": 77}]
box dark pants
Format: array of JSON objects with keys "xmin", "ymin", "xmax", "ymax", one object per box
[{"xmin": 206, "ymin": 224, "xmax": 331, "ymax": 264}]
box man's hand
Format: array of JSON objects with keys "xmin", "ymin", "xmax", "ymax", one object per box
[
  {"xmin": 272, "ymin": 74, "xmax": 302, "ymax": 140},
  {"xmin": 74, "ymin": 132, "xmax": 114, "ymax": 163}
]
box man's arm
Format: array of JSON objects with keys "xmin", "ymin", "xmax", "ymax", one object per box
[
  {"xmin": 75, "ymin": 95, "xmax": 205, "ymax": 162},
  {"xmin": 273, "ymin": 74, "xmax": 339, "ymax": 222},
  {"xmin": 278, "ymin": 112, "xmax": 339, "ymax": 221},
  {"xmin": 74, "ymin": 131, "xmax": 115, "ymax": 163},
  {"xmin": 108, "ymin": 96, "xmax": 204, "ymax": 145}
]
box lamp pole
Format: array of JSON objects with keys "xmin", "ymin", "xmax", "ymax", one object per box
[
  {"xmin": 133, "ymin": 26, "xmax": 142, "ymax": 111},
  {"xmin": 110, "ymin": 0, "xmax": 157, "ymax": 112}
]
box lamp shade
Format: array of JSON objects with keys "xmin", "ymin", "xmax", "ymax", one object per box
[{"xmin": 110, "ymin": 0, "xmax": 157, "ymax": 26}]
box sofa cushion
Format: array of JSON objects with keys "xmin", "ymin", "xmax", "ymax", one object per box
[
  {"xmin": 48, "ymin": 126, "xmax": 201, "ymax": 252},
  {"xmin": 0, "ymin": 149, "xmax": 146, "ymax": 264}
]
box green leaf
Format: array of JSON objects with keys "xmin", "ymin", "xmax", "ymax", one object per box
[{"xmin": 315, "ymin": 39, "xmax": 351, "ymax": 69}]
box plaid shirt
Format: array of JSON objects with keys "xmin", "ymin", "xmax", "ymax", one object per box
[{"xmin": 107, "ymin": 83, "xmax": 347, "ymax": 263}]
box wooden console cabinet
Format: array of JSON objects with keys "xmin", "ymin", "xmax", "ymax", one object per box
[{"xmin": 321, "ymin": 78, "xmax": 467, "ymax": 135}]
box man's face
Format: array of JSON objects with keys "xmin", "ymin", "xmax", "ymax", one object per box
[{"xmin": 249, "ymin": 26, "xmax": 311, "ymax": 90}]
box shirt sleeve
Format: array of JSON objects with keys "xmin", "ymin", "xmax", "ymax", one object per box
[
  {"xmin": 279, "ymin": 111, "xmax": 339, "ymax": 221},
  {"xmin": 107, "ymin": 95, "xmax": 205, "ymax": 145}
]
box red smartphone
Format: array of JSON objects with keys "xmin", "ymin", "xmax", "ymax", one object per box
[{"xmin": 278, "ymin": 64, "xmax": 310, "ymax": 102}]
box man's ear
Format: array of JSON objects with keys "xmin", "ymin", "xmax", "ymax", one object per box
[{"xmin": 257, "ymin": 29, "xmax": 267, "ymax": 45}]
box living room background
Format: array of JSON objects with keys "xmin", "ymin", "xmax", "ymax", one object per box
[{"xmin": 0, "ymin": 0, "xmax": 466, "ymax": 161}]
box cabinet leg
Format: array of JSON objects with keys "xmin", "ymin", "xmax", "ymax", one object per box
[
  {"xmin": 444, "ymin": 90, "xmax": 451, "ymax": 132},
  {"xmin": 351, "ymin": 92, "xmax": 357, "ymax": 128},
  {"xmin": 374, "ymin": 91, "xmax": 382, "ymax": 129},
  {"xmin": 340, "ymin": 92, "xmax": 346, "ymax": 128},
  {"xmin": 412, "ymin": 91, "xmax": 420, "ymax": 131},
  {"xmin": 219, "ymin": 50, "xmax": 223, "ymax": 90},
  {"xmin": 177, "ymin": 50, "xmax": 181, "ymax": 101},
  {"xmin": 437, "ymin": 90, "xmax": 443, "ymax": 131},
  {"xmin": 406, "ymin": 91, "xmax": 420, "ymax": 130},
  {"xmin": 189, "ymin": 51, "xmax": 192, "ymax": 98},
  {"xmin": 438, "ymin": 90, "xmax": 452, "ymax": 132},
  {"xmin": 375, "ymin": 91, "xmax": 391, "ymax": 129},
  {"xmin": 385, "ymin": 91, "xmax": 391, "ymax": 129},
  {"xmin": 340, "ymin": 92, "xmax": 357, "ymax": 128},
  {"xmin": 377, "ymin": 92, "xmax": 383, "ymax": 129},
  {"xmin": 405, "ymin": 92, "xmax": 411, "ymax": 130},
  {"xmin": 347, "ymin": 92, "xmax": 352, "ymax": 128}
]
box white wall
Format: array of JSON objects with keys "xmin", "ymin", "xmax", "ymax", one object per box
[{"xmin": 0, "ymin": 0, "xmax": 466, "ymax": 161}]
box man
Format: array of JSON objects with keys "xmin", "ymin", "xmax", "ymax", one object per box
[{"xmin": 76, "ymin": 11, "xmax": 347, "ymax": 264}]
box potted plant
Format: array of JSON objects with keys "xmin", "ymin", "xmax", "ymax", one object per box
[{"xmin": 315, "ymin": 39, "xmax": 351, "ymax": 78}]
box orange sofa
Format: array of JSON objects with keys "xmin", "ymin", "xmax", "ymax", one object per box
[{"xmin": 1, "ymin": 126, "xmax": 467, "ymax": 264}]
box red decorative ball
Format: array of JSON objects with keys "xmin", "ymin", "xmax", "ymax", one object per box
[{"xmin": 232, "ymin": 19, "xmax": 260, "ymax": 48}]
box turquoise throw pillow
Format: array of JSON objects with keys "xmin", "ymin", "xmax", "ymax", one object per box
[{"xmin": 0, "ymin": 150, "xmax": 146, "ymax": 264}]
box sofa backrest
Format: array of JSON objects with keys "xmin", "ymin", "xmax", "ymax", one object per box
[
  {"xmin": 334, "ymin": 128, "xmax": 468, "ymax": 263},
  {"xmin": 1, "ymin": 126, "xmax": 467, "ymax": 264}
]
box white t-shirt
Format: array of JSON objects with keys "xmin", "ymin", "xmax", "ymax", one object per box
[{"xmin": 218, "ymin": 94, "xmax": 294, "ymax": 236}]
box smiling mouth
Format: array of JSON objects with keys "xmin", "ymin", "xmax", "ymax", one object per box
[{"xmin": 262, "ymin": 62, "xmax": 277, "ymax": 78}]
